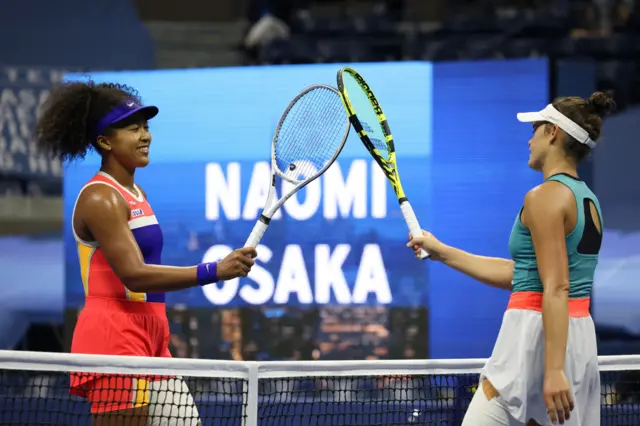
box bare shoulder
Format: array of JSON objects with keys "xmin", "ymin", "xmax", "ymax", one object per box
[
  {"xmin": 524, "ymin": 181, "xmax": 573, "ymax": 212},
  {"xmin": 77, "ymin": 183, "xmax": 129, "ymax": 219},
  {"xmin": 522, "ymin": 180, "xmax": 574, "ymax": 228}
]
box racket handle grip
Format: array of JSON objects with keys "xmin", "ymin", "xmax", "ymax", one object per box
[
  {"xmin": 400, "ymin": 200, "xmax": 430, "ymax": 260},
  {"xmin": 245, "ymin": 218, "xmax": 269, "ymax": 253}
]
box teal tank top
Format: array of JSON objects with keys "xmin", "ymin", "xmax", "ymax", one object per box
[{"xmin": 508, "ymin": 173, "xmax": 603, "ymax": 298}]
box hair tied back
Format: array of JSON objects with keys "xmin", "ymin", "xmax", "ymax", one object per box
[{"xmin": 586, "ymin": 91, "xmax": 616, "ymax": 118}]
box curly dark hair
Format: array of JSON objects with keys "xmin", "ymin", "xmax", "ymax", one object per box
[
  {"xmin": 550, "ymin": 91, "xmax": 617, "ymax": 163},
  {"xmin": 35, "ymin": 81, "xmax": 142, "ymax": 162}
]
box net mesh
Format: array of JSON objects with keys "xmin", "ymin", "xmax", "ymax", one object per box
[
  {"xmin": 0, "ymin": 351, "xmax": 638, "ymax": 426},
  {"xmin": 274, "ymin": 85, "xmax": 348, "ymax": 184},
  {"xmin": 0, "ymin": 370, "xmax": 246, "ymax": 426},
  {"xmin": 258, "ymin": 374, "xmax": 476, "ymax": 425}
]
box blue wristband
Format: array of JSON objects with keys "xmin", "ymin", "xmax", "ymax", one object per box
[{"xmin": 196, "ymin": 262, "xmax": 218, "ymax": 286}]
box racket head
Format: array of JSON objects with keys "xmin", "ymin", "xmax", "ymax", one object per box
[
  {"xmin": 271, "ymin": 84, "xmax": 350, "ymax": 185},
  {"xmin": 337, "ymin": 67, "xmax": 402, "ymax": 196}
]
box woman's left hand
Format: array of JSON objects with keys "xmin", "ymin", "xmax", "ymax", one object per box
[{"xmin": 543, "ymin": 369, "xmax": 575, "ymax": 425}]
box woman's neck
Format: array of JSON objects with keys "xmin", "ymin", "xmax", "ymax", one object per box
[
  {"xmin": 100, "ymin": 161, "xmax": 136, "ymax": 192},
  {"xmin": 541, "ymin": 159, "xmax": 578, "ymax": 181}
]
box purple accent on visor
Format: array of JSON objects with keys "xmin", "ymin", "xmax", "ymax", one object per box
[{"xmin": 93, "ymin": 100, "xmax": 159, "ymax": 140}]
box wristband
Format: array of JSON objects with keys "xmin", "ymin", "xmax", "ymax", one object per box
[{"xmin": 196, "ymin": 262, "xmax": 218, "ymax": 286}]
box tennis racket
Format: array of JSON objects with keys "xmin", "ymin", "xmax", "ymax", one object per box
[
  {"xmin": 244, "ymin": 84, "xmax": 350, "ymax": 250},
  {"xmin": 336, "ymin": 67, "xmax": 430, "ymax": 259}
]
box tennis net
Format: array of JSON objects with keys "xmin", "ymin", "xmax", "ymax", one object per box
[{"xmin": 0, "ymin": 351, "xmax": 638, "ymax": 425}]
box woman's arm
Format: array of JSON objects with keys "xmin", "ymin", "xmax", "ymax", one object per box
[
  {"xmin": 523, "ymin": 182, "xmax": 574, "ymax": 422},
  {"xmin": 523, "ymin": 183, "xmax": 571, "ymax": 373},
  {"xmin": 439, "ymin": 245, "xmax": 514, "ymax": 290},
  {"xmin": 407, "ymin": 231, "xmax": 513, "ymax": 290},
  {"xmin": 77, "ymin": 185, "xmax": 255, "ymax": 292}
]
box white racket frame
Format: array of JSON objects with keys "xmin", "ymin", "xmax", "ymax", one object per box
[{"xmin": 244, "ymin": 84, "xmax": 350, "ymax": 249}]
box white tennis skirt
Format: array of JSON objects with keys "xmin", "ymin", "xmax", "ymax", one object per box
[{"xmin": 480, "ymin": 291, "xmax": 600, "ymax": 425}]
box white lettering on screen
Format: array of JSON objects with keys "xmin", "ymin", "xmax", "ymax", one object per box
[
  {"xmin": 202, "ymin": 158, "xmax": 395, "ymax": 307},
  {"xmin": 201, "ymin": 243, "xmax": 392, "ymax": 306},
  {"xmin": 205, "ymin": 159, "xmax": 387, "ymax": 222}
]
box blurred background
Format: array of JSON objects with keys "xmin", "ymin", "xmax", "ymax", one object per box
[{"xmin": 1, "ymin": 0, "xmax": 639, "ymax": 366}]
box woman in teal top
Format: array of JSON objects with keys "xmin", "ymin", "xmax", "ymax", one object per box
[{"xmin": 408, "ymin": 91, "xmax": 615, "ymax": 426}]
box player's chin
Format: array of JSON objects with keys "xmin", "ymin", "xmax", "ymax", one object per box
[
  {"xmin": 527, "ymin": 155, "xmax": 541, "ymax": 171},
  {"xmin": 134, "ymin": 156, "xmax": 151, "ymax": 168}
]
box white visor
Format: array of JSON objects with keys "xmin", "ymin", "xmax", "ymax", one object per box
[{"xmin": 517, "ymin": 104, "xmax": 596, "ymax": 149}]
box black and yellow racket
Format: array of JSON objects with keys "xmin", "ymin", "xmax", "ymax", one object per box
[{"xmin": 337, "ymin": 67, "xmax": 429, "ymax": 259}]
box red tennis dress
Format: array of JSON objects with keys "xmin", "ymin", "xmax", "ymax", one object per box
[{"xmin": 69, "ymin": 171, "xmax": 170, "ymax": 413}]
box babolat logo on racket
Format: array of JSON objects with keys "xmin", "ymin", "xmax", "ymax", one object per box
[
  {"xmin": 370, "ymin": 137, "xmax": 387, "ymax": 152},
  {"xmin": 354, "ymin": 74, "xmax": 383, "ymax": 115},
  {"xmin": 362, "ymin": 122, "xmax": 375, "ymax": 133}
]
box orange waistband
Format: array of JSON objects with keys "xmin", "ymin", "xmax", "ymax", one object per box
[
  {"xmin": 83, "ymin": 296, "xmax": 166, "ymax": 316},
  {"xmin": 507, "ymin": 291, "xmax": 590, "ymax": 318}
]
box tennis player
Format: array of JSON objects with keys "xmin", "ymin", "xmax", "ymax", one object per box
[
  {"xmin": 407, "ymin": 92, "xmax": 615, "ymax": 426},
  {"xmin": 35, "ymin": 81, "xmax": 257, "ymax": 426}
]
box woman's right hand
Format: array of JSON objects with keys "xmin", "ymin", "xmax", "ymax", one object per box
[
  {"xmin": 216, "ymin": 247, "xmax": 257, "ymax": 280},
  {"xmin": 406, "ymin": 231, "xmax": 447, "ymax": 260}
]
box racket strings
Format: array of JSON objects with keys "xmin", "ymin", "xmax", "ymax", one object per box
[
  {"xmin": 274, "ymin": 86, "xmax": 347, "ymax": 183},
  {"xmin": 342, "ymin": 75, "xmax": 391, "ymax": 161}
]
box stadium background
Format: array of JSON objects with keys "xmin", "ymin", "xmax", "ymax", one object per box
[
  {"xmin": 1, "ymin": 0, "xmax": 639, "ymax": 395},
  {"xmin": 62, "ymin": 59, "xmax": 547, "ymax": 361}
]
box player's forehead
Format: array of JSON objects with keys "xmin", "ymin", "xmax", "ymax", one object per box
[
  {"xmin": 532, "ymin": 121, "xmax": 548, "ymax": 131},
  {"xmin": 112, "ymin": 112, "xmax": 149, "ymax": 128}
]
